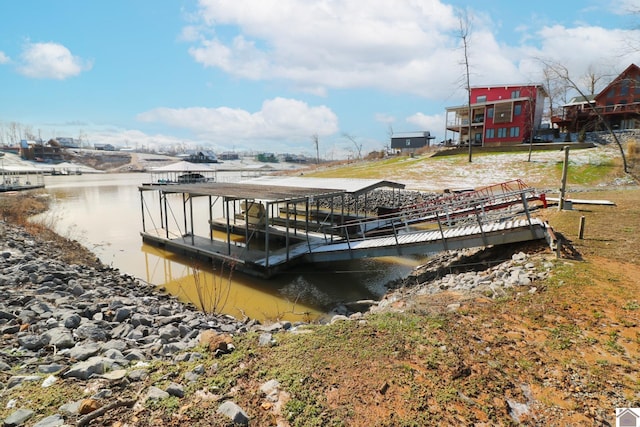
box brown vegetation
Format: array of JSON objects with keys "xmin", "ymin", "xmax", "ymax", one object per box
[{"xmin": 0, "ymin": 192, "xmax": 102, "ymax": 267}]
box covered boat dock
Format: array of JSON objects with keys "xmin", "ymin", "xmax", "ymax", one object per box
[
  {"xmin": 0, "ymin": 163, "xmax": 46, "ymax": 192},
  {"xmin": 138, "ymin": 178, "xmax": 550, "ymax": 278},
  {"xmin": 138, "ymin": 178, "xmax": 406, "ymax": 277}
]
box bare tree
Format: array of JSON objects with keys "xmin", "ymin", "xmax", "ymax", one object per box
[
  {"xmin": 23, "ymin": 126, "xmax": 36, "ymax": 141},
  {"xmin": 386, "ymin": 124, "xmax": 394, "ymax": 155},
  {"xmin": 543, "ymin": 61, "xmax": 629, "ymax": 173},
  {"xmin": 457, "ymin": 9, "xmax": 473, "ymax": 162},
  {"xmin": 311, "ymin": 133, "xmax": 320, "ymax": 164},
  {"xmin": 541, "ymin": 65, "xmax": 569, "ymax": 124},
  {"xmin": 342, "ymin": 132, "xmax": 363, "ymax": 160},
  {"xmin": 580, "ymin": 64, "xmax": 612, "ymax": 96},
  {"xmin": 8, "ymin": 122, "xmax": 20, "ymax": 145},
  {"xmin": 78, "ymin": 129, "xmax": 88, "ymax": 148}
]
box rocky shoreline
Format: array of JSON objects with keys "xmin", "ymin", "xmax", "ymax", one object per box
[
  {"xmin": 0, "ymin": 220, "xmax": 296, "ymax": 426},
  {"xmin": 0, "ymin": 214, "xmax": 554, "ymax": 425}
]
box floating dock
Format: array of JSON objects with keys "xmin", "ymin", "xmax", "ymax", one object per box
[
  {"xmin": 138, "ymin": 178, "xmax": 551, "ymax": 278},
  {"xmin": 0, "ymin": 164, "xmax": 46, "ymax": 193}
]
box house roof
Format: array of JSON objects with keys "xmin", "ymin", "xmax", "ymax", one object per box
[
  {"xmin": 470, "ymin": 83, "xmax": 545, "ymax": 90},
  {"xmin": 446, "ymin": 96, "xmax": 533, "ymax": 111},
  {"xmin": 564, "ymin": 94, "xmax": 597, "ymax": 106},
  {"xmin": 595, "ymin": 63, "xmax": 640, "ymax": 102},
  {"xmin": 391, "ymin": 131, "xmax": 435, "ymax": 139}
]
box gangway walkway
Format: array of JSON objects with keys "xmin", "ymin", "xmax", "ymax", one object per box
[
  {"xmin": 254, "ymin": 218, "xmax": 548, "ymax": 267},
  {"xmin": 350, "ymin": 179, "xmax": 543, "ymax": 236}
]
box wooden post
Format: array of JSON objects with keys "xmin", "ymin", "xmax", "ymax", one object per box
[
  {"xmin": 578, "ymin": 216, "xmax": 586, "ymax": 239},
  {"xmin": 559, "ymin": 146, "xmax": 570, "ymax": 210}
]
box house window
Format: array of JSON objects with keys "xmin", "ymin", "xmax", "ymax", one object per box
[
  {"xmin": 510, "ymin": 127, "xmax": 520, "ymax": 138},
  {"xmin": 487, "ymin": 108, "xmax": 494, "ymax": 118},
  {"xmin": 476, "ymin": 95, "xmax": 487, "ymax": 103},
  {"xmin": 494, "ymin": 104, "xmax": 513, "ymax": 123},
  {"xmin": 497, "ymin": 128, "xmax": 507, "ymax": 138},
  {"xmin": 485, "ymin": 128, "xmax": 495, "ymax": 139},
  {"xmin": 620, "ymin": 80, "xmax": 629, "ymax": 96},
  {"xmin": 511, "ymin": 90, "xmax": 520, "ymax": 99},
  {"xmin": 406, "ymin": 139, "xmax": 411, "ymax": 146},
  {"xmin": 608, "ymin": 88, "xmax": 616, "ymax": 98},
  {"xmin": 514, "ymin": 104, "xmax": 522, "ymax": 116}
]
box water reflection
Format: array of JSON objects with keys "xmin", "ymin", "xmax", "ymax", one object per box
[{"xmin": 40, "ymin": 173, "xmax": 426, "ymax": 322}]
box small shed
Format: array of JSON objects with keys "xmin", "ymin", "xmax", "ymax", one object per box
[{"xmin": 391, "ymin": 131, "xmax": 435, "ymax": 153}]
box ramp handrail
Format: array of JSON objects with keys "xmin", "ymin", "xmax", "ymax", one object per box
[{"xmin": 331, "ymin": 181, "xmax": 540, "ymax": 247}]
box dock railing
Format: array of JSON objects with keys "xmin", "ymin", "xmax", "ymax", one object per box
[{"xmin": 331, "ymin": 180, "xmax": 541, "ymax": 251}]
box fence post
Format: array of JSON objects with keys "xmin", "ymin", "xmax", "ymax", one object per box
[{"xmin": 578, "ymin": 216, "xmax": 586, "ymax": 239}]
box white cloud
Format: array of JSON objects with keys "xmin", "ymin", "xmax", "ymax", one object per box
[
  {"xmin": 406, "ymin": 113, "xmax": 445, "ymax": 138},
  {"xmin": 375, "ymin": 113, "xmax": 396, "ymax": 125},
  {"xmin": 184, "ymin": 0, "xmax": 640, "ymax": 102},
  {"xmin": 614, "ymin": 0, "xmax": 640, "ymax": 15},
  {"xmin": 0, "ymin": 51, "xmax": 9, "ymax": 64},
  {"xmin": 187, "ymin": 0, "xmax": 468, "ymax": 98},
  {"xmin": 88, "ymin": 129, "xmax": 186, "ymax": 149},
  {"xmin": 136, "ymin": 97, "xmax": 339, "ymax": 143},
  {"xmin": 517, "ymin": 25, "xmax": 640, "ymax": 86},
  {"xmin": 17, "ymin": 42, "xmax": 92, "ymax": 80}
]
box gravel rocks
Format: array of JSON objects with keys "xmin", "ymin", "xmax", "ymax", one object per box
[{"xmin": 372, "ymin": 247, "xmax": 554, "ymax": 313}]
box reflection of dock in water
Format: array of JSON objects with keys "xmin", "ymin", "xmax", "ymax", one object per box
[
  {"xmin": 139, "ymin": 243, "xmax": 322, "ymax": 323},
  {"xmin": 138, "ymin": 178, "xmax": 552, "ymax": 278}
]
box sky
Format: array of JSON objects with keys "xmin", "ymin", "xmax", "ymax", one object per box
[{"xmin": 1, "ymin": 0, "xmax": 640, "ymax": 159}]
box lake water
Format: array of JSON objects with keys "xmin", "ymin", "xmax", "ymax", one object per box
[{"xmin": 39, "ymin": 173, "xmax": 425, "ymax": 322}]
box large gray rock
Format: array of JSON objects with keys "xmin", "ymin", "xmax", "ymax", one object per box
[
  {"xmin": 146, "ymin": 386, "xmax": 170, "ymax": 401},
  {"xmin": 63, "ymin": 313, "xmax": 82, "ymax": 329},
  {"xmin": 68, "ymin": 342, "xmax": 101, "ymax": 361},
  {"xmin": 3, "ymin": 408, "xmax": 35, "ymax": 426},
  {"xmin": 64, "ymin": 356, "xmax": 115, "ymax": 380},
  {"xmin": 43, "ymin": 327, "xmax": 75, "ymax": 349},
  {"xmin": 74, "ymin": 323, "xmax": 109, "ymax": 341},
  {"xmin": 166, "ymin": 382, "xmax": 185, "ymax": 398},
  {"xmin": 217, "ymin": 401, "xmax": 249, "ymax": 425},
  {"xmin": 17, "ymin": 334, "xmax": 49, "ymax": 351},
  {"xmin": 159, "ymin": 324, "xmax": 180, "ymax": 340},
  {"xmin": 32, "ymin": 414, "xmax": 65, "ymax": 427}
]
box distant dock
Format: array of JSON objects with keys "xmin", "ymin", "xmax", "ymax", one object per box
[{"xmin": 0, "ymin": 163, "xmax": 46, "ymax": 193}]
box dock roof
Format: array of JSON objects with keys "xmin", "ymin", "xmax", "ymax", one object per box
[
  {"xmin": 139, "ymin": 177, "xmax": 405, "ymax": 203},
  {"xmin": 242, "ymin": 177, "xmax": 405, "ymax": 197}
]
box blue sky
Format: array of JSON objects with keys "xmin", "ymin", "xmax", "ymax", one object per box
[{"xmin": 1, "ymin": 0, "xmax": 640, "ymax": 159}]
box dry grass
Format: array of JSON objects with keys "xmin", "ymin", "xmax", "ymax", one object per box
[
  {"xmin": 541, "ymin": 188, "xmax": 640, "ymax": 265},
  {"xmin": 0, "ymin": 192, "xmax": 102, "ymax": 267}
]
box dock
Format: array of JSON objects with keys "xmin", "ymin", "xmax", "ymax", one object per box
[
  {"xmin": 138, "ymin": 178, "xmax": 551, "ymax": 278},
  {"xmin": 0, "ymin": 164, "xmax": 46, "ymax": 193}
]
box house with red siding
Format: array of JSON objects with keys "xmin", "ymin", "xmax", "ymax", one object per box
[
  {"xmin": 445, "ymin": 84, "xmax": 547, "ymax": 146},
  {"xmin": 554, "ymin": 63, "xmax": 640, "ymax": 133}
]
